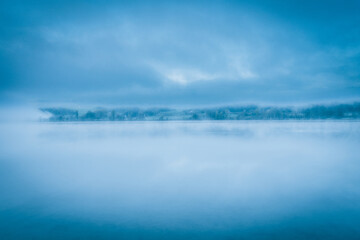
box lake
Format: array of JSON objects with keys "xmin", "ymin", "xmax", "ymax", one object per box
[{"xmin": 0, "ymin": 121, "xmax": 360, "ymax": 239}]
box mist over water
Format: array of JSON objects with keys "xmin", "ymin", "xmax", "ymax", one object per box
[
  {"xmin": 1, "ymin": 0, "xmax": 360, "ymax": 238},
  {"xmin": 1, "ymin": 121, "xmax": 360, "ymax": 239}
]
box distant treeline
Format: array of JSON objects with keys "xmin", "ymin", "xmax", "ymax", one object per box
[{"xmin": 41, "ymin": 103, "xmax": 360, "ymax": 121}]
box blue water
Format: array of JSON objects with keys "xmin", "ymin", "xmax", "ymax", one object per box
[{"xmin": 0, "ymin": 121, "xmax": 360, "ymax": 239}]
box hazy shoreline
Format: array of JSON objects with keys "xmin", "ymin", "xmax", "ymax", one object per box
[{"xmin": 40, "ymin": 102, "xmax": 360, "ymax": 122}]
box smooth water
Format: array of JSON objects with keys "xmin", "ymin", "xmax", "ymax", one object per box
[{"xmin": 0, "ymin": 121, "xmax": 360, "ymax": 239}]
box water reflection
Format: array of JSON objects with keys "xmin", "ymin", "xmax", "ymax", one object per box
[{"xmin": 0, "ymin": 121, "xmax": 360, "ymax": 239}]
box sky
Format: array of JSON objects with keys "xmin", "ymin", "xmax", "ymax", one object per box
[{"xmin": 1, "ymin": 0, "xmax": 360, "ymax": 106}]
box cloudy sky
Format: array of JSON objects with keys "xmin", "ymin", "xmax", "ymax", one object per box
[{"xmin": 1, "ymin": 0, "xmax": 359, "ymax": 106}]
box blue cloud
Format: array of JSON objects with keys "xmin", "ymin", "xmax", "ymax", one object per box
[{"xmin": 1, "ymin": 0, "xmax": 359, "ymax": 105}]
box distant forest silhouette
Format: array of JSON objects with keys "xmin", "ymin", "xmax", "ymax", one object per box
[{"xmin": 41, "ymin": 103, "xmax": 360, "ymax": 121}]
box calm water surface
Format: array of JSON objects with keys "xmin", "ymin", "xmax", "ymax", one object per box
[{"xmin": 0, "ymin": 121, "xmax": 360, "ymax": 239}]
